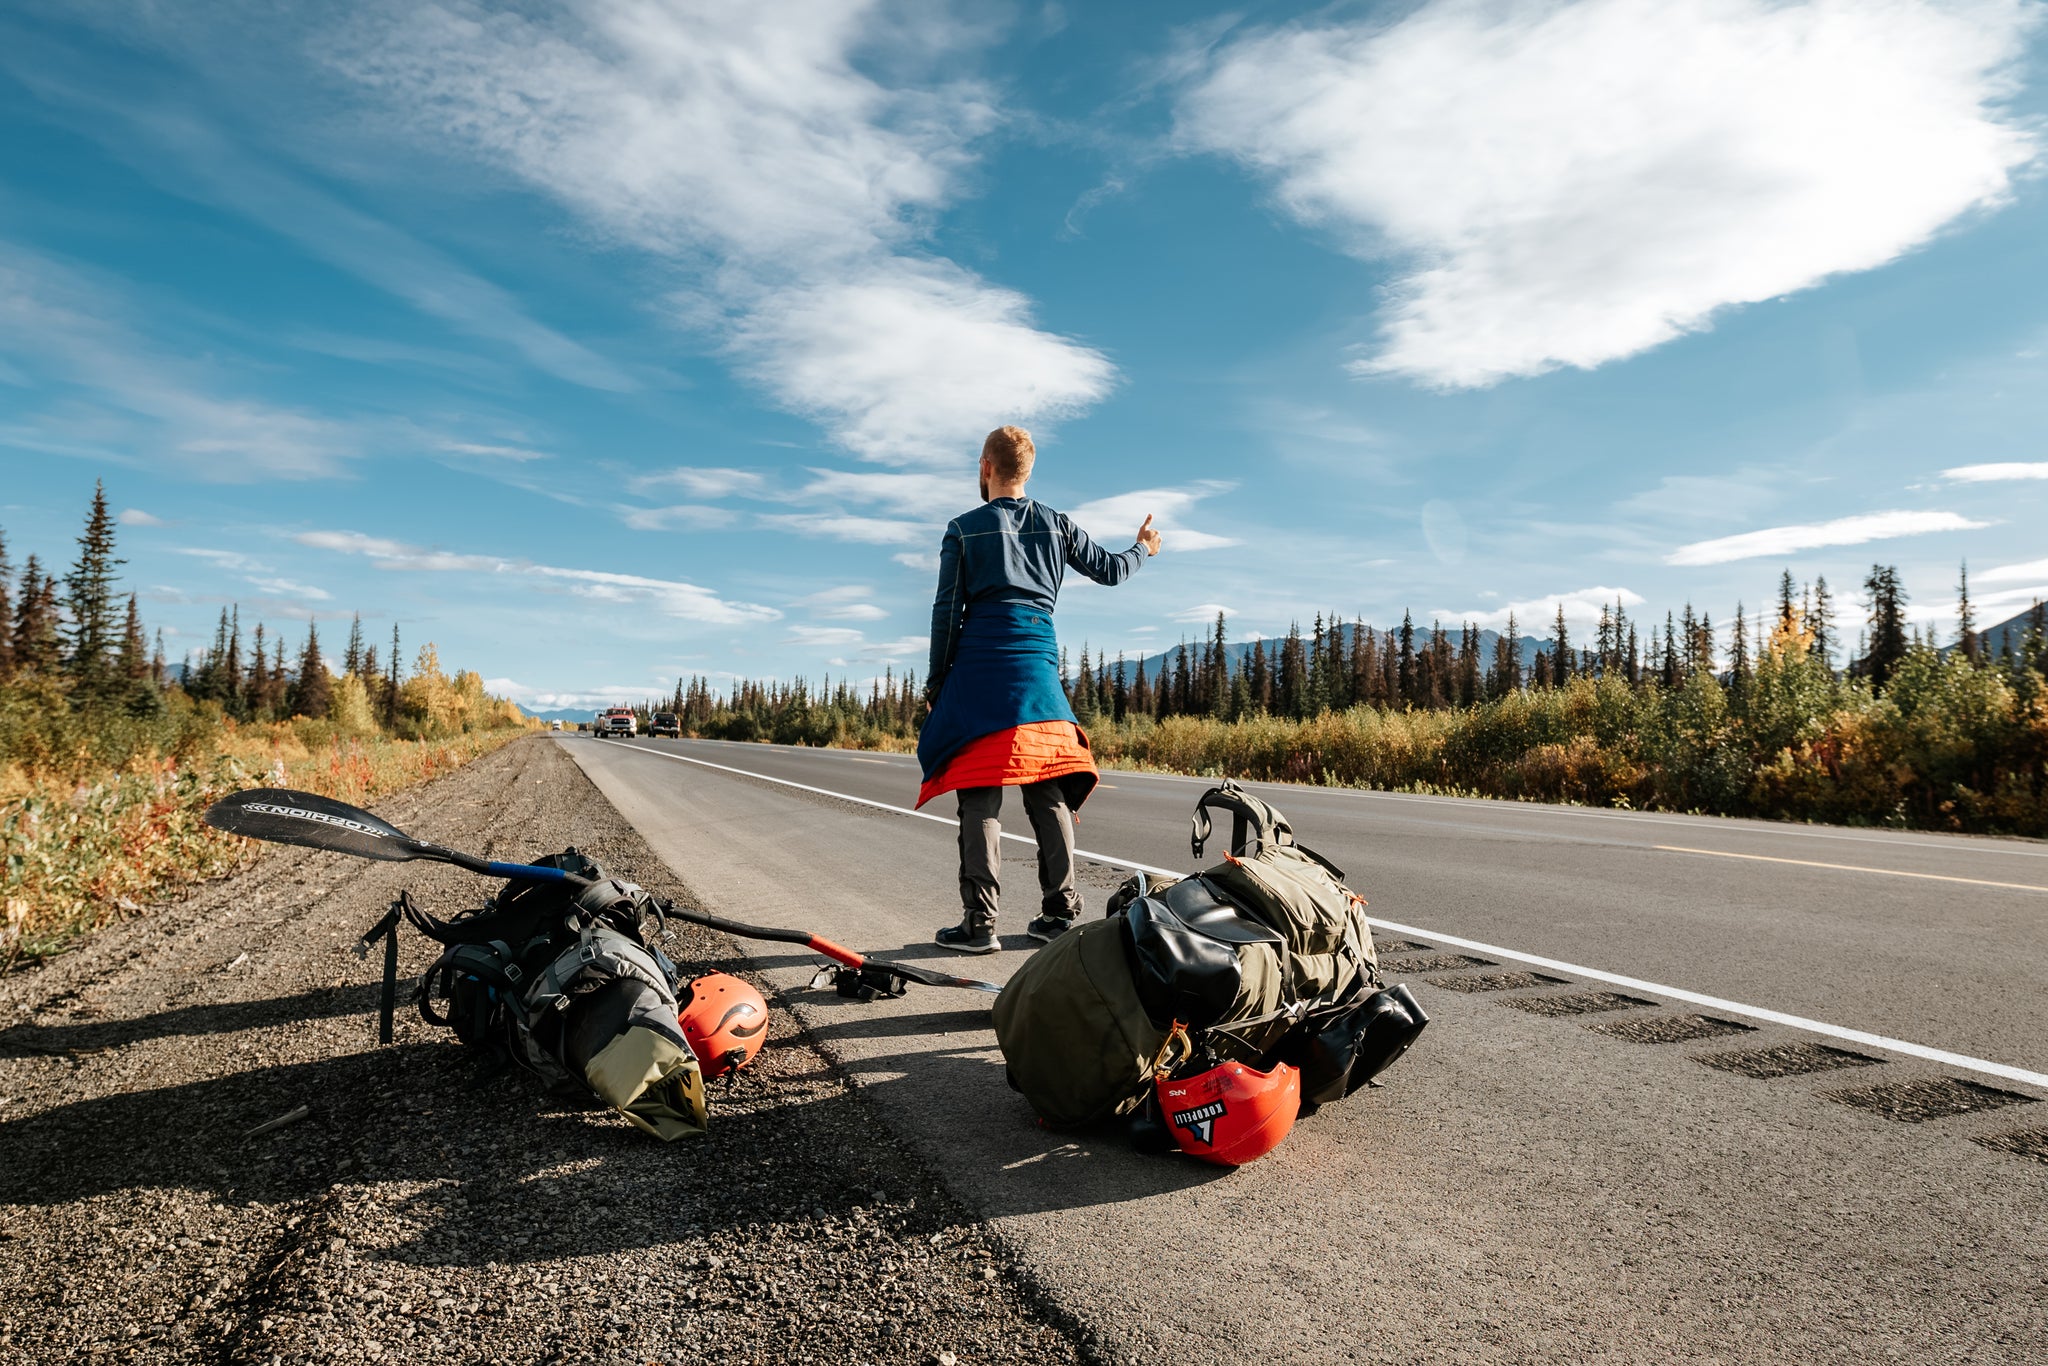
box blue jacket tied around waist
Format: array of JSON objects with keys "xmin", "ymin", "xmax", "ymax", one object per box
[{"xmin": 918, "ymin": 497, "xmax": 1145, "ymax": 784}]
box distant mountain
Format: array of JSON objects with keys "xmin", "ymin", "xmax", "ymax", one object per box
[
  {"xmin": 1954, "ymin": 602, "xmax": 2045, "ymax": 659},
  {"xmin": 1104, "ymin": 623, "xmax": 1547, "ymax": 684}
]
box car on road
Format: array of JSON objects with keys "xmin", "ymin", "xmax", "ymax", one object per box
[
  {"xmin": 597, "ymin": 707, "xmax": 637, "ymax": 738},
  {"xmin": 649, "ymin": 712, "xmax": 681, "ymax": 738}
]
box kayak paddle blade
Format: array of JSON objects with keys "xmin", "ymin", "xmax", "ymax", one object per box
[
  {"xmin": 203, "ymin": 788, "xmax": 424, "ymax": 862},
  {"xmin": 887, "ymin": 961, "xmax": 1002, "ymax": 994}
]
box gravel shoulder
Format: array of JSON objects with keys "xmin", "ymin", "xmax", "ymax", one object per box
[{"xmin": 0, "ymin": 736, "xmax": 1088, "ymax": 1366}]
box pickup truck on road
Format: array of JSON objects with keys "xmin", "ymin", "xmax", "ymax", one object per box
[
  {"xmin": 597, "ymin": 707, "xmax": 637, "ymax": 738},
  {"xmin": 649, "ymin": 712, "xmax": 681, "ymax": 738}
]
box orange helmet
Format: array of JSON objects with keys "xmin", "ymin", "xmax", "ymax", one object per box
[
  {"xmin": 679, "ymin": 973, "xmax": 769, "ymax": 1079},
  {"xmin": 1156, "ymin": 1059, "xmax": 1301, "ymax": 1167}
]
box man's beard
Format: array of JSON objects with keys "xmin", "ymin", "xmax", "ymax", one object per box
[{"xmin": 979, "ymin": 473, "xmax": 989, "ymax": 501}]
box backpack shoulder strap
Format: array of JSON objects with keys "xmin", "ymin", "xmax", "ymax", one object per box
[{"xmin": 1190, "ymin": 779, "xmax": 1295, "ymax": 860}]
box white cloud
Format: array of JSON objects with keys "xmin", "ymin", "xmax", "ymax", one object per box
[
  {"xmin": 893, "ymin": 551, "xmax": 940, "ymax": 573},
  {"xmin": 783, "ymin": 625, "xmax": 867, "ymax": 648},
  {"xmin": 630, "ymin": 466, "xmax": 772, "ymax": 499},
  {"xmin": 296, "ymin": 527, "xmax": 778, "ymax": 623},
  {"xmin": 1981, "ymin": 557, "xmax": 2048, "ymax": 583},
  {"xmin": 1974, "ymin": 584, "xmax": 2048, "ymax": 612},
  {"xmin": 620, "ymin": 504, "xmax": 739, "ymax": 532},
  {"xmin": 796, "ymin": 468, "xmax": 971, "ymax": 518},
  {"xmin": 118, "ymin": 507, "xmax": 165, "ymax": 526},
  {"xmin": 174, "ymin": 547, "xmax": 267, "ymax": 572},
  {"xmin": 294, "ymin": 529, "xmax": 500, "ymax": 573},
  {"xmin": 440, "ymin": 441, "xmax": 550, "ymax": 462},
  {"xmin": 758, "ymin": 512, "xmax": 930, "ymax": 545},
  {"xmin": 249, "ymin": 577, "xmax": 332, "ymax": 601},
  {"xmin": 1440, "ymin": 586, "xmax": 1645, "ymax": 634},
  {"xmin": 1172, "ymin": 603, "xmax": 1235, "ymax": 623},
  {"xmin": 0, "ymin": 243, "xmax": 361, "ymax": 478},
  {"xmin": 334, "ymin": 1, "xmax": 1114, "ymax": 461},
  {"xmin": 1177, "ymin": 0, "xmax": 2041, "ymax": 388},
  {"xmin": 1944, "ymin": 461, "xmax": 2048, "ymax": 481},
  {"xmin": 1066, "ymin": 483, "xmax": 1238, "ymax": 553},
  {"xmin": 1665, "ymin": 510, "xmax": 1989, "ymax": 566},
  {"xmin": 796, "ymin": 585, "xmax": 889, "ymax": 621},
  {"xmin": 726, "ymin": 260, "xmax": 1115, "ymax": 464}
]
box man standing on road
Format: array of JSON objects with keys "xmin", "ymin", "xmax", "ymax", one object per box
[{"xmin": 917, "ymin": 425, "xmax": 1163, "ymax": 953}]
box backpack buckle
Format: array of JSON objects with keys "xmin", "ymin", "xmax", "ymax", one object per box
[{"xmin": 502, "ymin": 962, "xmax": 524, "ymax": 985}]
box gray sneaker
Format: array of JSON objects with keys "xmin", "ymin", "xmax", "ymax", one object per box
[
  {"xmin": 934, "ymin": 922, "xmax": 999, "ymax": 954},
  {"xmin": 1025, "ymin": 914, "xmax": 1074, "ymax": 944}
]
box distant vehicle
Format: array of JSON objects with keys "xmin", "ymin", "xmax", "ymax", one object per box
[
  {"xmin": 550, "ymin": 719, "xmax": 563, "ymax": 731},
  {"xmin": 598, "ymin": 707, "xmax": 637, "ymax": 738},
  {"xmin": 649, "ymin": 712, "xmax": 681, "ymax": 738}
]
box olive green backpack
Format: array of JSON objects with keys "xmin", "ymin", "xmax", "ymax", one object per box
[
  {"xmin": 993, "ymin": 916, "xmax": 1168, "ymax": 1129},
  {"xmin": 1191, "ymin": 780, "xmax": 1379, "ymax": 1002}
]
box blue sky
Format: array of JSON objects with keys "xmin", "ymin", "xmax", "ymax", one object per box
[{"xmin": 3, "ymin": 0, "xmax": 2046, "ymax": 712}]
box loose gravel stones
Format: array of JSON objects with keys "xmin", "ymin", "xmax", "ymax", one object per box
[
  {"xmin": 1693, "ymin": 1042, "xmax": 1882, "ymax": 1080},
  {"xmin": 1379, "ymin": 953, "xmax": 1496, "ymax": 975},
  {"xmin": 1585, "ymin": 1014, "xmax": 1755, "ymax": 1045},
  {"xmin": 1822, "ymin": 1077, "xmax": 2039, "ymax": 1124},
  {"xmin": 1499, "ymin": 991, "xmax": 1655, "ymax": 1018},
  {"xmin": 0, "ymin": 738, "xmax": 1085, "ymax": 1365},
  {"xmin": 1424, "ymin": 971, "xmax": 1569, "ymax": 994}
]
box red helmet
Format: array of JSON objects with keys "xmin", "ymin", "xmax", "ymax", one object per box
[
  {"xmin": 1156, "ymin": 1059, "xmax": 1301, "ymax": 1167},
  {"xmin": 679, "ymin": 973, "xmax": 769, "ymax": 1079}
]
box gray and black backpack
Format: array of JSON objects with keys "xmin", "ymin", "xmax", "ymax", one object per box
[{"xmin": 360, "ymin": 851, "xmax": 707, "ymax": 1140}]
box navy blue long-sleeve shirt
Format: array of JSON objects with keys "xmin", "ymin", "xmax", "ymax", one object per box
[{"xmin": 927, "ymin": 497, "xmax": 1145, "ymax": 695}]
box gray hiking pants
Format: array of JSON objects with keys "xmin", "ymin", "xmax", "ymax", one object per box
[{"xmin": 956, "ymin": 781, "xmax": 1081, "ymax": 928}]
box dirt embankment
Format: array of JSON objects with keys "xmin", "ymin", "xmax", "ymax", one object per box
[{"xmin": 0, "ymin": 736, "xmax": 1087, "ymax": 1366}]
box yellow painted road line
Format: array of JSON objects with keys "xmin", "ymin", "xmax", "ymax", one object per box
[{"xmin": 1655, "ymin": 845, "xmax": 2048, "ymax": 894}]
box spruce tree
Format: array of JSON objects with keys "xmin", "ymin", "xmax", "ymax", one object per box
[
  {"xmin": 1310, "ymin": 614, "xmax": 1329, "ymax": 716},
  {"xmin": 1488, "ymin": 617, "xmax": 1513, "ymax": 698},
  {"xmin": 62, "ymin": 480, "xmax": 124, "ymax": 704},
  {"xmin": 116, "ymin": 594, "xmax": 147, "ymax": 681},
  {"xmin": 1730, "ymin": 603, "xmax": 1750, "ymax": 685},
  {"xmin": 1777, "ymin": 570, "xmax": 1798, "ymax": 634},
  {"xmin": 1396, "ymin": 611, "xmax": 1415, "ymax": 705},
  {"xmin": 385, "ymin": 623, "xmax": 403, "ymax": 726},
  {"xmin": 249, "ymin": 623, "xmax": 271, "ymax": 719},
  {"xmin": 1073, "ymin": 648, "xmax": 1097, "ymax": 723},
  {"xmin": 1279, "ymin": 624, "xmax": 1305, "ymax": 718},
  {"xmin": 1956, "ymin": 562, "xmax": 1977, "ymax": 662},
  {"xmin": 1327, "ymin": 615, "xmax": 1349, "ymax": 709},
  {"xmin": 224, "ymin": 607, "xmax": 245, "ymax": 717},
  {"xmin": 1211, "ymin": 613, "xmax": 1231, "ymax": 718},
  {"xmin": 1353, "ymin": 625, "xmax": 1376, "ymax": 707},
  {"xmin": 14, "ymin": 557, "xmax": 62, "ymax": 678},
  {"xmin": 344, "ymin": 613, "xmax": 366, "ymax": 677},
  {"xmin": 1661, "ymin": 613, "xmax": 1680, "ymax": 688},
  {"xmin": 1811, "ymin": 576, "xmax": 1834, "ymax": 667},
  {"xmin": 0, "ymin": 526, "xmax": 13, "ymax": 682},
  {"xmin": 291, "ymin": 620, "xmax": 332, "ymax": 719},
  {"xmin": 1862, "ymin": 565, "xmax": 1908, "ymax": 689},
  {"xmin": 1112, "ymin": 652, "xmax": 1128, "ymax": 722},
  {"xmin": 1132, "ymin": 657, "xmax": 1151, "ymax": 717},
  {"xmin": 1551, "ymin": 604, "xmax": 1571, "ymax": 684}
]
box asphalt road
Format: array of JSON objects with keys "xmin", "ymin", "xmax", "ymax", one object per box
[{"xmin": 563, "ymin": 734, "xmax": 2048, "ymax": 1365}]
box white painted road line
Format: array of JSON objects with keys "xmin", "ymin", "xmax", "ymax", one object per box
[
  {"xmin": 1657, "ymin": 845, "xmax": 2048, "ymax": 894},
  {"xmin": 595, "ymin": 739, "xmax": 2048, "ymax": 1092}
]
